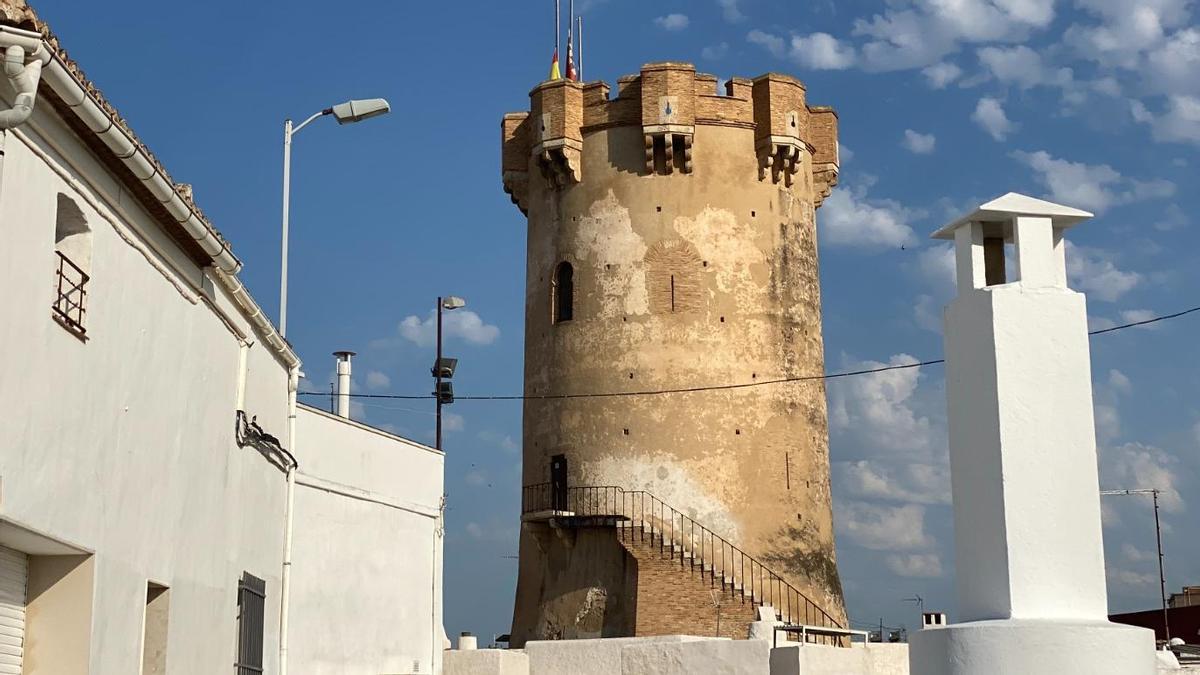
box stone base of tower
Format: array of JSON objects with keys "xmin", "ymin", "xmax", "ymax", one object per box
[
  {"xmin": 909, "ymin": 619, "xmax": 1157, "ymax": 675},
  {"xmin": 510, "ymin": 521, "xmax": 763, "ymax": 647}
]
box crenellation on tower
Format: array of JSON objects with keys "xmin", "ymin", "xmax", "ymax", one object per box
[
  {"xmin": 808, "ymin": 106, "xmax": 840, "ymax": 208},
  {"xmin": 500, "ymin": 62, "xmax": 840, "ymax": 206},
  {"xmin": 529, "ymin": 79, "xmax": 585, "ymax": 187},
  {"xmin": 500, "ymin": 112, "xmax": 532, "ymax": 214}
]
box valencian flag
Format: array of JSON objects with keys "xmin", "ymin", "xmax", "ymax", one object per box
[
  {"xmin": 549, "ymin": 47, "xmax": 562, "ymax": 80},
  {"xmin": 566, "ymin": 32, "xmax": 576, "ymax": 80},
  {"xmin": 566, "ymin": 0, "xmax": 577, "ymax": 81}
]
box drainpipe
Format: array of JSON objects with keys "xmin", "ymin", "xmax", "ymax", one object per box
[
  {"xmin": 0, "ymin": 26, "xmax": 49, "ymax": 130},
  {"xmin": 333, "ymin": 351, "xmax": 355, "ymax": 419},
  {"xmin": 279, "ymin": 366, "xmax": 299, "ymax": 675}
]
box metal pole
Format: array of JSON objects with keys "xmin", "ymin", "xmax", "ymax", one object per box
[
  {"xmin": 1153, "ymin": 490, "xmax": 1170, "ymax": 642},
  {"xmin": 279, "ymin": 119, "xmax": 293, "ymax": 338},
  {"xmin": 578, "ymin": 16, "xmax": 583, "ymax": 80},
  {"xmin": 436, "ymin": 296, "xmax": 443, "ymax": 452}
]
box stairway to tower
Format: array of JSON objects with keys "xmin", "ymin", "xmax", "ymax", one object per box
[{"xmin": 519, "ymin": 484, "xmax": 843, "ymax": 642}]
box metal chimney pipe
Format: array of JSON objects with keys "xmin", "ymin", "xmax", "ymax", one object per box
[{"xmin": 333, "ymin": 351, "xmax": 355, "ymax": 419}]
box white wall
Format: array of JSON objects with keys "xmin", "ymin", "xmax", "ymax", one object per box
[
  {"xmin": 290, "ymin": 405, "xmax": 445, "ymax": 675},
  {"xmin": 0, "ymin": 82, "xmax": 291, "ymax": 672}
]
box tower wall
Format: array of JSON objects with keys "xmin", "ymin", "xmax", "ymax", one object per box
[{"xmin": 502, "ymin": 63, "xmax": 844, "ymax": 644}]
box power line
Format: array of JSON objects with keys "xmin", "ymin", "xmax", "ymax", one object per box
[{"xmin": 297, "ymin": 302, "xmax": 1198, "ymax": 402}]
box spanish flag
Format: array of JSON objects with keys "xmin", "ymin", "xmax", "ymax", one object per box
[{"xmin": 549, "ymin": 48, "xmax": 562, "ymax": 81}]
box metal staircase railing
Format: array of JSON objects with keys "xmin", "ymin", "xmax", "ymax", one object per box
[{"xmin": 522, "ymin": 483, "xmax": 842, "ymax": 632}]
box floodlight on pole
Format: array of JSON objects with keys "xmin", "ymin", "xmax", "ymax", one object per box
[
  {"xmin": 435, "ymin": 295, "xmax": 467, "ymax": 452},
  {"xmin": 278, "ymin": 97, "xmax": 391, "ymax": 338}
]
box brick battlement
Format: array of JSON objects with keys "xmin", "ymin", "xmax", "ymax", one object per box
[{"xmin": 501, "ymin": 62, "xmax": 839, "ymax": 213}]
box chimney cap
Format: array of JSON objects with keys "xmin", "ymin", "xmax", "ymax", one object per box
[
  {"xmin": 932, "ymin": 192, "xmax": 1092, "ymax": 240},
  {"xmin": 333, "ymin": 350, "xmax": 357, "ymax": 358}
]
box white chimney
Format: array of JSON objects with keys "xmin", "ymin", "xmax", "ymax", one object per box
[
  {"xmin": 333, "ymin": 351, "xmax": 355, "ymax": 419},
  {"xmin": 909, "ymin": 193, "xmax": 1155, "ymax": 675}
]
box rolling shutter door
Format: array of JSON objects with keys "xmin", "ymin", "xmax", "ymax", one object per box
[{"xmin": 0, "ymin": 546, "xmax": 26, "ymax": 674}]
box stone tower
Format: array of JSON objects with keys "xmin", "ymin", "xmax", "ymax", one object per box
[{"xmin": 500, "ymin": 62, "xmax": 845, "ymax": 645}]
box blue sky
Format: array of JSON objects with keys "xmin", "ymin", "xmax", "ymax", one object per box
[{"xmin": 37, "ymin": 0, "xmax": 1199, "ymax": 641}]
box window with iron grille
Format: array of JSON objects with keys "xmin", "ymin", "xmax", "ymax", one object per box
[
  {"xmin": 52, "ymin": 194, "xmax": 91, "ymax": 336},
  {"xmin": 235, "ymin": 572, "xmax": 266, "ymax": 675}
]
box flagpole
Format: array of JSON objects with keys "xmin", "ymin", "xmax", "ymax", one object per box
[
  {"xmin": 578, "ymin": 16, "xmax": 584, "ymax": 81},
  {"xmin": 556, "ymin": 0, "xmax": 560, "ymax": 57}
]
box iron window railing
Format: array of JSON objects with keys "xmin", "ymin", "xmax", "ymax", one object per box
[
  {"xmin": 52, "ymin": 250, "xmax": 88, "ymax": 335},
  {"xmin": 235, "ymin": 572, "xmax": 266, "ymax": 675}
]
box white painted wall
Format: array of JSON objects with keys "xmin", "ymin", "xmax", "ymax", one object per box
[
  {"xmin": 0, "ymin": 71, "xmax": 446, "ymax": 674},
  {"xmin": 290, "ymin": 405, "xmax": 446, "ymax": 675},
  {"xmin": 0, "ymin": 83, "xmax": 290, "ymax": 673}
]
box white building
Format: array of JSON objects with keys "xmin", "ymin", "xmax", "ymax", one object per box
[{"xmin": 0, "ymin": 3, "xmax": 444, "ymax": 673}]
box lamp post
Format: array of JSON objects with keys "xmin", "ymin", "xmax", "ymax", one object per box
[
  {"xmin": 1101, "ymin": 488, "xmax": 1169, "ymax": 642},
  {"xmin": 279, "ymin": 98, "xmax": 391, "ymax": 338},
  {"xmin": 434, "ymin": 296, "xmax": 465, "ymax": 452}
]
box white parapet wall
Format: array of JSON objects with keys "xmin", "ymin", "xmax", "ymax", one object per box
[{"xmin": 445, "ymin": 636, "xmax": 911, "ymax": 675}]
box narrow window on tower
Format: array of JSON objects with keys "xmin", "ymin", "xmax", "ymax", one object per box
[
  {"xmin": 553, "ymin": 262, "xmax": 574, "ymax": 323},
  {"xmin": 670, "ymin": 274, "xmax": 676, "ymax": 312}
]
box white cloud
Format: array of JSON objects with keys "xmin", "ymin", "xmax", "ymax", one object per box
[
  {"xmin": 1066, "ymin": 242, "xmax": 1142, "ymax": 302},
  {"xmin": 1011, "ymin": 150, "xmax": 1176, "ymax": 214},
  {"xmin": 443, "ymin": 412, "xmax": 465, "ymax": 432},
  {"xmin": 838, "ymin": 143, "xmax": 854, "ymax": 163},
  {"xmin": 820, "ymin": 183, "xmax": 918, "ymax": 250},
  {"xmin": 701, "ymin": 42, "xmax": 729, "ymax": 60},
  {"xmin": 395, "ymin": 310, "xmax": 500, "ymax": 348},
  {"xmin": 1145, "ymin": 28, "xmax": 1200, "ymax": 96},
  {"xmin": 1107, "ymin": 567, "xmax": 1158, "ymax": 589},
  {"xmin": 840, "ymin": 502, "xmax": 933, "ymax": 551},
  {"xmin": 746, "ymin": 29, "xmax": 785, "ymax": 58},
  {"xmin": 850, "ymin": 0, "xmax": 1057, "ymax": 72},
  {"xmin": 977, "ymin": 45, "xmax": 1074, "ymax": 89},
  {"xmin": 829, "ymin": 354, "xmax": 933, "ymax": 453},
  {"xmin": 913, "ymin": 294, "xmax": 943, "ymax": 333},
  {"xmin": 1118, "ymin": 309, "xmax": 1163, "ymax": 329},
  {"xmin": 654, "ymin": 13, "xmax": 689, "ymax": 31},
  {"xmin": 1094, "ymin": 368, "xmax": 1131, "ymax": 443},
  {"xmin": 972, "ymin": 97, "xmax": 1017, "ymax": 141},
  {"xmin": 465, "ymin": 467, "xmax": 488, "ymax": 487},
  {"xmin": 886, "ymin": 553, "xmax": 944, "ymax": 578},
  {"xmin": 1155, "ymin": 204, "xmax": 1188, "ymax": 231},
  {"xmin": 922, "ymin": 61, "xmax": 963, "ymax": 88},
  {"xmin": 365, "ymin": 370, "xmax": 391, "ymax": 391},
  {"xmin": 1101, "ymin": 442, "xmax": 1183, "ymax": 512},
  {"xmin": 717, "ymin": 0, "xmax": 745, "ymax": 23},
  {"xmin": 1121, "ymin": 542, "xmax": 1154, "ymax": 563},
  {"xmin": 747, "ymin": 30, "xmax": 857, "ymax": 69},
  {"xmin": 837, "ymin": 460, "xmax": 951, "ymax": 505},
  {"xmin": 790, "ymin": 33, "xmax": 858, "ymax": 69},
  {"xmin": 478, "ymin": 430, "xmax": 519, "ymax": 453},
  {"xmin": 902, "ymin": 129, "xmax": 937, "ymax": 154},
  {"xmin": 465, "ymin": 522, "xmax": 484, "ymax": 538},
  {"xmin": 1134, "ymin": 96, "xmax": 1200, "ymax": 145},
  {"xmin": 916, "ymin": 243, "xmax": 956, "ymax": 290}
]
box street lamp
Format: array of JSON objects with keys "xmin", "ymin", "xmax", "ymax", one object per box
[
  {"xmin": 278, "ymin": 97, "xmax": 391, "ymax": 338},
  {"xmin": 433, "ymin": 296, "xmax": 466, "ymax": 452},
  {"xmin": 1101, "ymin": 488, "xmax": 1170, "ymax": 642}
]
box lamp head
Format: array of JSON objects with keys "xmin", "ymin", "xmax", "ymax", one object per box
[
  {"xmin": 330, "ymin": 98, "xmax": 391, "ymax": 125},
  {"xmin": 442, "ymin": 296, "xmax": 467, "ymax": 310}
]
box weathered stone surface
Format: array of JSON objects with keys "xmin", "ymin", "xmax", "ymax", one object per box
[{"xmin": 504, "ymin": 62, "xmax": 845, "ymax": 646}]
